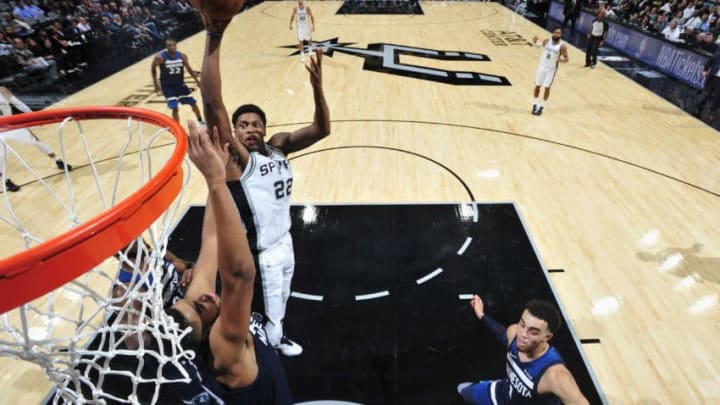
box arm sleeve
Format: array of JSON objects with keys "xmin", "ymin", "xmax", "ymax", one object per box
[{"xmin": 480, "ymin": 314, "xmax": 508, "ymax": 347}]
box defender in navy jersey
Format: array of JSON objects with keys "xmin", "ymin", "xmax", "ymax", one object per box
[
  {"xmin": 200, "ymin": 10, "xmax": 330, "ymax": 357},
  {"xmin": 161, "ymin": 121, "xmax": 293, "ymax": 404},
  {"xmin": 151, "ymin": 38, "xmax": 203, "ymax": 123},
  {"xmin": 458, "ymin": 295, "xmax": 589, "ymax": 405}
]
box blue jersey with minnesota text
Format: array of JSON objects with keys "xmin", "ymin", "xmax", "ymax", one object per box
[
  {"xmin": 502, "ymin": 337, "xmax": 564, "ymax": 404},
  {"xmin": 159, "ymin": 50, "xmax": 185, "ymax": 86}
]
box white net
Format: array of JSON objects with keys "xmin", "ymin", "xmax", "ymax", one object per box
[{"xmin": 0, "ymin": 110, "xmax": 196, "ymax": 404}]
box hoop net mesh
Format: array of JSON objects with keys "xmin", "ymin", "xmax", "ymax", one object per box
[{"xmin": 0, "ymin": 109, "xmax": 196, "ymax": 404}]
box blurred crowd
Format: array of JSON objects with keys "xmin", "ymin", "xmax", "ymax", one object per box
[
  {"xmin": 0, "ymin": 0, "xmax": 259, "ymax": 93},
  {"xmin": 587, "ymin": 0, "xmax": 720, "ymax": 53}
]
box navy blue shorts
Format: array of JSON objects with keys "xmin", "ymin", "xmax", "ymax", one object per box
[{"xmin": 161, "ymin": 83, "xmax": 196, "ymax": 109}]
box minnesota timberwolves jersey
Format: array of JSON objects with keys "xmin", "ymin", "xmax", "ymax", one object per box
[
  {"xmin": 539, "ymin": 40, "xmax": 563, "ymax": 68},
  {"xmin": 159, "ymin": 50, "xmax": 185, "ymax": 86},
  {"xmin": 161, "ymin": 312, "xmax": 293, "ymax": 404},
  {"xmin": 502, "ymin": 337, "xmax": 564, "ymax": 404},
  {"xmin": 227, "ymin": 145, "xmax": 293, "ymax": 254}
]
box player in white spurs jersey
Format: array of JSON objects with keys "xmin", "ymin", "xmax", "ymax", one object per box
[
  {"xmin": 289, "ymin": 0, "xmax": 315, "ymax": 63},
  {"xmin": 199, "ymin": 14, "xmax": 330, "ymax": 357},
  {"xmin": 530, "ymin": 27, "xmax": 569, "ymax": 116},
  {"xmin": 0, "ymin": 86, "xmax": 73, "ymax": 192}
]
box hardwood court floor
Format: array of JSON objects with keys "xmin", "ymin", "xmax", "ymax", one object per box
[{"xmin": 1, "ymin": 2, "xmax": 719, "ymax": 404}]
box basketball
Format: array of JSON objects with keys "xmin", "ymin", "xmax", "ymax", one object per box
[{"xmin": 189, "ymin": 0, "xmax": 245, "ymax": 22}]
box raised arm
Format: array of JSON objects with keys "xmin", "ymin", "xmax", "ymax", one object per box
[
  {"xmin": 200, "ymin": 16, "xmax": 247, "ymax": 178},
  {"xmin": 182, "ymin": 53, "xmax": 201, "ymax": 87},
  {"xmin": 469, "ymin": 294, "xmax": 510, "ymax": 348},
  {"xmin": 538, "ymin": 364, "xmax": 590, "ymax": 405},
  {"xmin": 186, "ymin": 121, "xmax": 255, "ymax": 342},
  {"xmin": 268, "ymin": 48, "xmax": 330, "ymax": 155},
  {"xmin": 183, "ymin": 193, "xmax": 219, "ymax": 300}
]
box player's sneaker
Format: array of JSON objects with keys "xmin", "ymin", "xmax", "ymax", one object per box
[
  {"xmin": 56, "ymin": 159, "xmax": 73, "ymax": 171},
  {"xmin": 275, "ymin": 336, "xmax": 303, "ymax": 356},
  {"xmin": 531, "ymin": 105, "xmax": 537, "ymax": 114},
  {"xmin": 535, "ymin": 106, "xmax": 544, "ymax": 116},
  {"xmin": 4, "ymin": 179, "xmax": 20, "ymax": 192},
  {"xmin": 457, "ymin": 382, "xmax": 473, "ymax": 394}
]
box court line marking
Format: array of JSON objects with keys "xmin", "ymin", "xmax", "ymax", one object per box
[
  {"xmin": 416, "ymin": 268, "xmax": 443, "ymax": 285},
  {"xmin": 291, "ymin": 291, "xmax": 324, "ymax": 301},
  {"xmin": 355, "ymin": 290, "xmax": 390, "ymax": 301},
  {"xmin": 457, "ymin": 237, "xmax": 472, "ymax": 255}
]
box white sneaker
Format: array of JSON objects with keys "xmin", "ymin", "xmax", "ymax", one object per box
[
  {"xmin": 457, "ymin": 382, "xmax": 473, "ymax": 394},
  {"xmin": 300, "ymin": 53, "xmax": 305, "ymax": 63},
  {"xmin": 275, "ymin": 336, "xmax": 303, "ymax": 356}
]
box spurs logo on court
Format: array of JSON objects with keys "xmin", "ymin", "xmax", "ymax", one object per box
[{"xmin": 283, "ymin": 38, "xmax": 511, "ymax": 86}]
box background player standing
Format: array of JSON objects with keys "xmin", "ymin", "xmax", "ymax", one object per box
[
  {"xmin": 289, "ymin": 0, "xmax": 315, "ymax": 63},
  {"xmin": 151, "ymin": 39, "xmax": 203, "ymax": 123},
  {"xmin": 1, "ymin": 86, "xmax": 73, "ymax": 193},
  {"xmin": 531, "ymin": 27, "xmax": 569, "ymax": 116}
]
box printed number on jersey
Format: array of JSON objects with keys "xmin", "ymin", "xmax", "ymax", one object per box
[{"xmin": 274, "ymin": 178, "xmax": 293, "ymax": 199}]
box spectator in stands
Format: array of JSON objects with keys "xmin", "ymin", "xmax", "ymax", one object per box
[
  {"xmin": 651, "ymin": 14, "xmax": 668, "ymax": 33},
  {"xmin": 0, "ymin": 32, "xmax": 13, "ymax": 56},
  {"xmin": 140, "ymin": 6, "xmax": 164, "ymax": 38},
  {"xmin": 698, "ymin": 32, "xmax": 717, "ymax": 53},
  {"xmin": 663, "ymin": 19, "xmax": 683, "ymax": 42},
  {"xmin": 686, "ymin": 12, "xmax": 704, "ymax": 31},
  {"xmin": 660, "ymin": 0, "xmax": 673, "ymax": 15},
  {"xmin": 694, "ymin": 46, "xmax": 720, "ymax": 120},
  {"xmin": 101, "ymin": 14, "xmax": 122, "ymax": 36},
  {"xmin": 708, "ymin": 6, "xmax": 718, "ymax": 24},
  {"xmin": 2, "ymin": 12, "xmax": 34, "ymax": 38},
  {"xmin": 697, "ymin": 13, "xmax": 711, "ymax": 33},
  {"xmin": 562, "ymin": 0, "xmax": 583, "ymax": 34},
  {"xmin": 679, "ymin": 26, "xmax": 697, "ymax": 46},
  {"xmin": 604, "ymin": 4, "xmax": 617, "ymax": 19},
  {"xmin": 76, "ymin": 17, "xmax": 93, "ymax": 33},
  {"xmin": 12, "ymin": 0, "xmax": 45, "ymax": 22},
  {"xmin": 11, "ymin": 37, "xmax": 59, "ymax": 82}
]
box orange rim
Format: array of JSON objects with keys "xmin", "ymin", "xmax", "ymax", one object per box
[{"xmin": 0, "ymin": 107, "xmax": 187, "ymax": 315}]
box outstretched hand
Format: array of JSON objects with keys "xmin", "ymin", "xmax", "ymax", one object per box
[
  {"xmin": 186, "ymin": 120, "xmax": 229, "ymax": 185},
  {"xmin": 305, "ymin": 47, "xmax": 323, "ymax": 88},
  {"xmin": 470, "ymin": 294, "xmax": 485, "ymax": 320}
]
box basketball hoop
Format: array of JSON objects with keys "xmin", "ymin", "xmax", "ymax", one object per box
[
  {"xmin": 0, "ymin": 107, "xmax": 194, "ymax": 403},
  {"xmin": 0, "ymin": 107, "xmax": 185, "ymax": 313}
]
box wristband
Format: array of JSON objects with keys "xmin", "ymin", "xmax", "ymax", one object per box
[{"xmin": 207, "ymin": 30, "xmax": 223, "ymax": 38}]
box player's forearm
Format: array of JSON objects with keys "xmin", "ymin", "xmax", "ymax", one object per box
[
  {"xmin": 201, "ymin": 35, "xmax": 230, "ymax": 137},
  {"xmin": 311, "ymin": 86, "xmax": 331, "ymax": 137},
  {"xmin": 207, "ymin": 182, "xmax": 255, "ymax": 280},
  {"xmin": 479, "ymin": 314, "xmax": 508, "ymax": 347}
]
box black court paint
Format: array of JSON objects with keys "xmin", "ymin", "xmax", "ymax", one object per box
[{"xmin": 167, "ymin": 204, "xmax": 606, "ymax": 404}]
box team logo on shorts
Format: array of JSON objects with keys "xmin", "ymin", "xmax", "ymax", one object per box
[{"xmin": 282, "ymin": 38, "xmax": 511, "ymax": 86}]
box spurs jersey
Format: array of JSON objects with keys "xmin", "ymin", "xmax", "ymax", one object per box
[
  {"xmin": 295, "ymin": 6, "xmax": 310, "ymax": 30},
  {"xmin": 503, "ymin": 337, "xmax": 564, "ymax": 404},
  {"xmin": 539, "ymin": 39, "xmax": 563, "ymax": 69},
  {"xmin": 227, "ymin": 145, "xmax": 293, "ymax": 254},
  {"xmin": 159, "ymin": 50, "xmax": 185, "ymax": 86}
]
